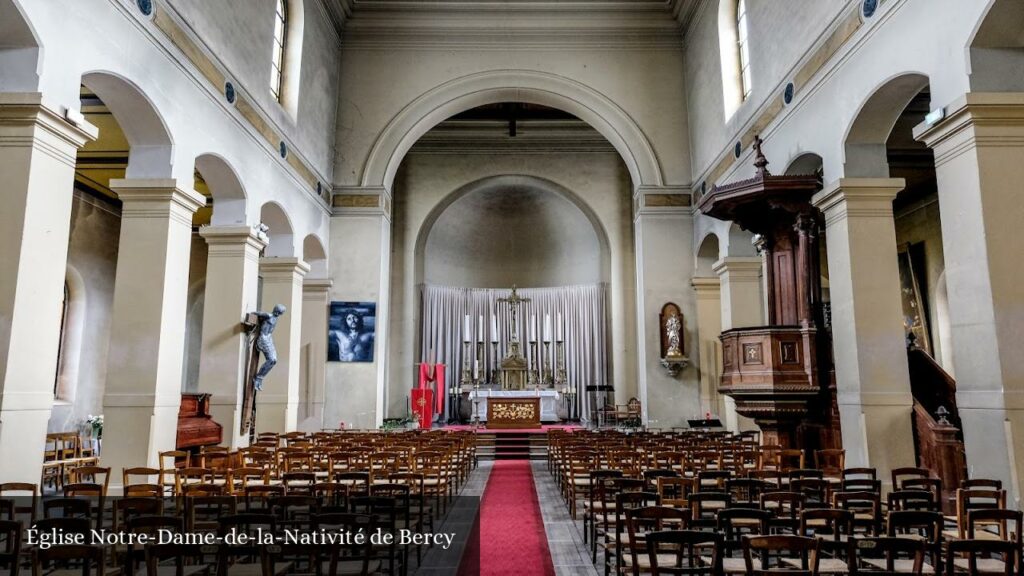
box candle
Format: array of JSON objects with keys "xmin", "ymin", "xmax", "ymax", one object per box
[
  {"xmin": 544, "ymin": 314, "xmax": 552, "ymax": 343},
  {"xmin": 463, "ymin": 315, "xmax": 471, "ymax": 342},
  {"xmin": 491, "ymin": 314, "xmax": 498, "ymax": 343},
  {"xmin": 529, "ymin": 315, "xmax": 536, "ymax": 342},
  {"xmin": 478, "ymin": 315, "xmax": 484, "ymax": 337},
  {"xmin": 557, "ymin": 313, "xmax": 564, "ymax": 341}
]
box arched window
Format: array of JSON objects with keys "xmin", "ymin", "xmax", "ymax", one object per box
[
  {"xmin": 270, "ymin": 0, "xmax": 288, "ymax": 102},
  {"xmin": 718, "ymin": 0, "xmax": 752, "ymax": 118},
  {"xmin": 736, "ymin": 0, "xmax": 752, "ymax": 99}
]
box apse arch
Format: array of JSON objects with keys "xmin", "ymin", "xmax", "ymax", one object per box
[
  {"xmin": 412, "ymin": 174, "xmax": 612, "ymax": 288},
  {"xmin": 842, "ymin": 72, "xmax": 929, "ymax": 178},
  {"xmin": 260, "ymin": 201, "xmax": 295, "ymax": 257},
  {"xmin": 0, "ymin": 0, "xmax": 42, "ymax": 91},
  {"xmin": 81, "ymin": 71, "xmax": 175, "ymax": 178},
  {"xmin": 362, "ymin": 70, "xmax": 664, "ymax": 193},
  {"xmin": 195, "ymin": 153, "xmax": 248, "ymax": 225}
]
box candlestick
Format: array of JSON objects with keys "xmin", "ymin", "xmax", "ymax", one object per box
[
  {"xmin": 461, "ymin": 342, "xmax": 472, "ymax": 387},
  {"xmin": 473, "ymin": 359, "xmax": 479, "ymax": 380},
  {"xmin": 490, "ymin": 314, "xmax": 498, "ymax": 343},
  {"xmin": 463, "ymin": 315, "xmax": 471, "ymax": 342}
]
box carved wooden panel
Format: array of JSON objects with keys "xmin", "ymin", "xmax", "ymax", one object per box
[{"xmin": 487, "ymin": 398, "xmax": 541, "ymax": 429}]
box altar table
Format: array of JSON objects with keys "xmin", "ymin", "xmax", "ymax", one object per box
[{"xmin": 468, "ymin": 389, "xmax": 561, "ymax": 423}]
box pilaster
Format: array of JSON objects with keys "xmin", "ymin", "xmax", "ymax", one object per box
[
  {"xmin": 196, "ymin": 225, "xmax": 267, "ymax": 447},
  {"xmin": 0, "ymin": 94, "xmax": 96, "ymax": 483},
  {"xmin": 101, "ymin": 179, "xmax": 206, "ymax": 478},
  {"xmin": 916, "ymin": 93, "xmax": 1024, "ymax": 505},
  {"xmin": 256, "ymin": 257, "xmax": 310, "ymax": 433},
  {"xmin": 812, "ymin": 178, "xmax": 915, "ymax": 485},
  {"xmin": 299, "ymin": 278, "xmax": 332, "ymax": 431}
]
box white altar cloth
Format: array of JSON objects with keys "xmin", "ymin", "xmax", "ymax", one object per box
[{"xmin": 468, "ymin": 389, "xmax": 561, "ymax": 422}]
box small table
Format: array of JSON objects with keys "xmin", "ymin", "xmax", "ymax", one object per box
[{"xmin": 486, "ymin": 397, "xmax": 541, "ymax": 429}]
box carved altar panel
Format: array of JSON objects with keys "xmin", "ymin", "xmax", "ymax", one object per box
[{"xmin": 486, "ymin": 397, "xmax": 541, "ymax": 429}]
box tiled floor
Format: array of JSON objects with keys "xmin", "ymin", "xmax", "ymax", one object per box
[
  {"xmin": 416, "ymin": 459, "xmax": 599, "ymax": 576},
  {"xmin": 532, "ymin": 461, "xmax": 601, "ymax": 576},
  {"xmin": 415, "ymin": 460, "xmax": 490, "ymax": 575}
]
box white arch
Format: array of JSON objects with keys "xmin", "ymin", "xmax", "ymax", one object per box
[
  {"xmin": 81, "ymin": 70, "xmax": 175, "ymax": 179},
  {"xmin": 842, "ymin": 72, "xmax": 929, "ymax": 178},
  {"xmin": 302, "ymin": 233, "xmax": 327, "ymax": 278},
  {"xmin": 362, "ymin": 70, "xmax": 664, "ymax": 192},
  {"xmin": 195, "ymin": 153, "xmax": 249, "ymax": 225},
  {"xmin": 260, "ymin": 201, "xmax": 296, "ymax": 257},
  {"xmin": 0, "ymin": 0, "xmax": 42, "ymax": 91}
]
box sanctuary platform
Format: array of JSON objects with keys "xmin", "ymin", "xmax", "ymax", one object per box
[{"xmin": 442, "ymin": 424, "xmax": 582, "ymax": 460}]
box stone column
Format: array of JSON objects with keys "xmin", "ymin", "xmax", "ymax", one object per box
[
  {"xmin": 812, "ymin": 178, "xmax": 915, "ymax": 486},
  {"xmin": 632, "ymin": 187, "xmax": 695, "ymax": 428},
  {"xmin": 712, "ymin": 256, "xmax": 763, "ymax": 431},
  {"xmin": 299, "ymin": 278, "xmax": 332, "ymax": 431},
  {"xmin": 101, "ymin": 179, "xmax": 205, "ymax": 475},
  {"xmin": 0, "ymin": 94, "xmax": 95, "ymax": 483},
  {"xmin": 326, "ymin": 188, "xmax": 392, "ymax": 430},
  {"xmin": 691, "ymin": 277, "xmax": 724, "ymax": 418},
  {"xmin": 195, "ymin": 225, "xmax": 266, "ymax": 447},
  {"xmin": 916, "ymin": 93, "xmax": 1024, "ymax": 506},
  {"xmin": 255, "ymin": 258, "xmax": 309, "ymax": 434}
]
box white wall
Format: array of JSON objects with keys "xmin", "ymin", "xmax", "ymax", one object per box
[{"xmin": 423, "ymin": 186, "xmax": 604, "ymax": 288}]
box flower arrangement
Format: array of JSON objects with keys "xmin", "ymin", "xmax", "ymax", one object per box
[
  {"xmin": 380, "ymin": 414, "xmax": 417, "ymax": 432},
  {"xmin": 86, "ymin": 414, "xmax": 103, "ymax": 439}
]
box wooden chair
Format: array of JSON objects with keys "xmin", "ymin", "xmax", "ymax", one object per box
[
  {"xmin": 623, "ymin": 506, "xmax": 691, "ymax": 575},
  {"xmin": 945, "ymin": 538, "xmax": 1016, "ymax": 575},
  {"xmin": 743, "ymin": 534, "xmax": 820, "ymax": 574},
  {"xmin": 0, "ymin": 520, "xmax": 21, "ymax": 576},
  {"xmin": 848, "ymin": 536, "xmax": 927, "ymax": 575},
  {"xmin": 645, "ymin": 530, "xmax": 723, "ymax": 576},
  {"xmin": 32, "ymin": 543, "xmax": 105, "ymax": 576}
]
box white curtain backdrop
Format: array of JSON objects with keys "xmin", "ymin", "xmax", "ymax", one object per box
[{"xmin": 419, "ymin": 284, "xmax": 608, "ymax": 420}]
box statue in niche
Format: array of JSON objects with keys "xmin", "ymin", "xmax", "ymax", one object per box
[
  {"xmin": 252, "ymin": 304, "xmax": 286, "ymax": 391},
  {"xmin": 665, "ymin": 312, "xmax": 683, "ymax": 358}
]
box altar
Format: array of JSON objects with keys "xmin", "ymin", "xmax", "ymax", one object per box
[{"xmin": 469, "ymin": 390, "xmax": 561, "ymax": 423}]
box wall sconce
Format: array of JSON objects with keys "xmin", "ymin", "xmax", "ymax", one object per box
[{"xmin": 659, "ymin": 302, "xmax": 689, "ymax": 377}]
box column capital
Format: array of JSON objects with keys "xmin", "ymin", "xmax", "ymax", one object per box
[
  {"xmin": 813, "ymin": 178, "xmax": 904, "ymax": 225},
  {"xmin": 914, "ymin": 92, "xmax": 1024, "ymax": 160},
  {"xmin": 332, "ymin": 185, "xmax": 392, "ymax": 220},
  {"xmin": 712, "ymin": 256, "xmax": 761, "ymax": 279},
  {"xmin": 632, "ymin": 185, "xmax": 692, "ymax": 218},
  {"xmin": 0, "ymin": 93, "xmax": 98, "ymax": 167},
  {"xmin": 303, "ymin": 278, "xmax": 333, "ymax": 295},
  {"xmin": 110, "ymin": 179, "xmax": 206, "ymax": 226},
  {"xmin": 199, "ymin": 224, "xmax": 268, "ymax": 253},
  {"xmin": 691, "ymin": 276, "xmax": 721, "ymax": 295},
  {"xmin": 260, "ymin": 257, "xmax": 311, "ymax": 279}
]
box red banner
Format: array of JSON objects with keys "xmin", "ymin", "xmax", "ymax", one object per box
[{"xmin": 411, "ymin": 389, "xmax": 434, "ymax": 429}]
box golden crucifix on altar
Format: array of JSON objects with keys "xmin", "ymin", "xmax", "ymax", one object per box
[{"xmin": 496, "ymin": 285, "xmax": 530, "ymax": 390}]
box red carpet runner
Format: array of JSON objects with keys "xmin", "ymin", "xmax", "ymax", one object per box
[{"xmin": 458, "ymin": 460, "xmax": 556, "ymax": 576}]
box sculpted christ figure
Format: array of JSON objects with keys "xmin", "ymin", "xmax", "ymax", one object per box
[{"xmin": 253, "ymin": 304, "xmax": 286, "ymax": 391}]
